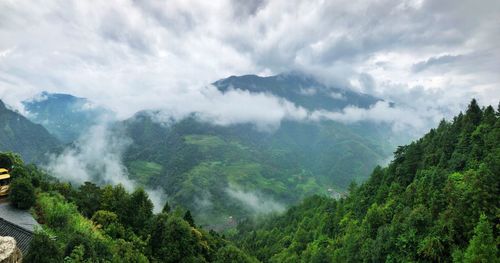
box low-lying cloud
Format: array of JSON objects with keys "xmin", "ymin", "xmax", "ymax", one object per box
[
  {"xmin": 311, "ymin": 101, "xmax": 440, "ymax": 133},
  {"xmin": 144, "ymin": 84, "xmax": 442, "ymax": 136},
  {"xmin": 226, "ymin": 187, "xmax": 285, "ymax": 214},
  {"xmin": 1, "ymin": 0, "xmax": 498, "ymax": 126},
  {"xmin": 143, "ymin": 85, "xmax": 309, "ymax": 131},
  {"xmin": 46, "ymin": 122, "xmax": 166, "ymax": 212}
]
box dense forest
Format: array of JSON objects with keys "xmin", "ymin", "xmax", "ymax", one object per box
[
  {"xmin": 119, "ymin": 113, "xmax": 393, "ymax": 227},
  {"xmin": 1, "ymin": 153, "xmax": 257, "ymax": 263},
  {"xmin": 19, "ymin": 77, "xmax": 399, "ymax": 228},
  {"xmin": 2, "ymin": 99, "xmax": 498, "ymax": 262},
  {"xmin": 232, "ymin": 99, "xmax": 499, "ymax": 262},
  {"xmin": 0, "ymin": 100, "xmax": 60, "ymax": 163}
]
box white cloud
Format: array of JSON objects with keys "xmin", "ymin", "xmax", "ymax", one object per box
[
  {"xmin": 311, "ymin": 101, "xmax": 435, "ymax": 133},
  {"xmin": 226, "ymin": 186, "xmax": 285, "ymax": 214},
  {"xmin": 45, "ymin": 122, "xmax": 166, "ymax": 212},
  {"xmin": 146, "ymin": 85, "xmax": 309, "ymax": 131},
  {"xmin": 0, "ymin": 0, "xmax": 498, "ymax": 130}
]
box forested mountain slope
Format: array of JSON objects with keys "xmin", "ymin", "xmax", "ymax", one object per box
[
  {"xmin": 17, "ymin": 73, "xmax": 402, "ymax": 227},
  {"xmin": 1, "ymin": 151, "xmax": 257, "ymax": 263},
  {"xmin": 233, "ymin": 99, "xmax": 499, "ymax": 262},
  {"xmin": 114, "ymin": 73, "xmax": 398, "ymax": 227},
  {"xmin": 119, "ymin": 111, "xmax": 394, "ymax": 227},
  {"xmin": 213, "ymin": 73, "xmax": 380, "ymax": 111},
  {"xmin": 0, "ymin": 100, "xmax": 60, "ymax": 163},
  {"xmin": 23, "ymin": 92, "xmax": 113, "ymax": 143}
]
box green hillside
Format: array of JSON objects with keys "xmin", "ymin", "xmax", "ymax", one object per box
[
  {"xmin": 14, "ymin": 74, "xmax": 401, "ymax": 227},
  {"xmin": 0, "ymin": 100, "xmax": 60, "ymax": 163},
  {"xmin": 1, "ymin": 152, "xmax": 257, "ymax": 263},
  {"xmin": 119, "ymin": 114, "xmax": 395, "ymax": 227},
  {"xmin": 22, "ymin": 92, "xmax": 114, "ymax": 143},
  {"xmin": 233, "ymin": 99, "xmax": 499, "ymax": 262}
]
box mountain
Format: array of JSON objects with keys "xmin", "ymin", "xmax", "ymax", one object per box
[
  {"xmin": 1, "ymin": 151, "xmax": 258, "ymax": 263},
  {"xmin": 22, "ymin": 92, "xmax": 114, "ymax": 143},
  {"xmin": 0, "ymin": 100, "xmax": 60, "ymax": 163},
  {"xmin": 22, "ymin": 73, "xmax": 402, "ymax": 227},
  {"xmin": 233, "ymin": 99, "xmax": 499, "ymax": 262},
  {"xmin": 117, "ymin": 73, "xmax": 398, "ymax": 227},
  {"xmin": 213, "ymin": 73, "xmax": 380, "ymax": 111}
]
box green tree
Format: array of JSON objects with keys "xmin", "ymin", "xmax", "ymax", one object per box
[
  {"xmin": 125, "ymin": 188, "xmax": 153, "ymax": 232},
  {"xmin": 25, "ymin": 232, "xmax": 63, "ymax": 263},
  {"xmin": 91, "ymin": 210, "xmax": 118, "ymax": 229},
  {"xmin": 111, "ymin": 239, "xmax": 148, "ymax": 263},
  {"xmin": 0, "ymin": 153, "xmax": 14, "ymax": 169},
  {"xmin": 64, "ymin": 234, "xmax": 96, "ymax": 260},
  {"xmin": 100, "ymin": 184, "xmax": 130, "ymax": 224},
  {"xmin": 149, "ymin": 215, "xmax": 202, "ymax": 262},
  {"xmin": 463, "ymin": 214, "xmax": 498, "ymax": 263},
  {"xmin": 215, "ymin": 245, "xmax": 257, "ymax": 263},
  {"xmin": 64, "ymin": 245, "xmax": 87, "ymax": 263},
  {"xmin": 9, "ymin": 177, "xmax": 35, "ymax": 209},
  {"xmin": 76, "ymin": 182, "xmax": 102, "ymax": 218},
  {"xmin": 162, "ymin": 201, "xmax": 171, "ymax": 213},
  {"xmin": 183, "ymin": 210, "xmax": 195, "ymax": 227}
]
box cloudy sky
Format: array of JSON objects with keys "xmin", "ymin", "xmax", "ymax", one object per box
[{"xmin": 0, "ymin": 0, "xmax": 499, "ymax": 129}]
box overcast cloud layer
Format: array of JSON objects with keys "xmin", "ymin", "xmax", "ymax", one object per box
[{"xmin": 0, "ymin": 0, "xmax": 499, "ymax": 127}]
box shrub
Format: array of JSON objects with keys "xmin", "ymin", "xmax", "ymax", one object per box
[
  {"xmin": 25, "ymin": 231, "xmax": 62, "ymax": 263},
  {"xmin": 9, "ymin": 177, "xmax": 36, "ymax": 209}
]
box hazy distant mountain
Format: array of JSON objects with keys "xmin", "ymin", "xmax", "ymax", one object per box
[
  {"xmin": 233, "ymin": 100, "xmax": 500, "ymax": 262},
  {"xmin": 116, "ymin": 73, "xmax": 397, "ymax": 226},
  {"xmin": 22, "ymin": 92, "xmax": 114, "ymax": 143},
  {"xmin": 213, "ymin": 72, "xmax": 380, "ymax": 111},
  {"xmin": 24, "ymin": 73, "xmax": 401, "ymax": 227},
  {"xmin": 0, "ymin": 100, "xmax": 60, "ymax": 163},
  {"xmin": 119, "ymin": 112, "xmax": 394, "ymax": 226}
]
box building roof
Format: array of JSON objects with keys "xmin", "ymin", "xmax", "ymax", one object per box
[
  {"xmin": 0, "ymin": 218, "xmax": 34, "ymax": 255},
  {"xmin": 0, "ymin": 203, "xmax": 39, "ymax": 231}
]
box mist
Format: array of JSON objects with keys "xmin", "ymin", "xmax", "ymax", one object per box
[
  {"xmin": 145, "ymin": 87, "xmax": 442, "ymax": 138},
  {"xmin": 226, "ymin": 187, "xmax": 286, "ymax": 214},
  {"xmin": 45, "ymin": 122, "xmax": 166, "ymax": 212}
]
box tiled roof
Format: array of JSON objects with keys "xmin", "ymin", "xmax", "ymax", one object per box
[
  {"xmin": 0, "ymin": 203, "xmax": 39, "ymax": 231},
  {"xmin": 0, "ymin": 217, "xmax": 33, "ymax": 255}
]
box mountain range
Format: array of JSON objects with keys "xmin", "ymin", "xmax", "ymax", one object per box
[
  {"xmin": 8, "ymin": 73, "xmax": 403, "ymax": 226},
  {"xmin": 22, "ymin": 91, "xmax": 113, "ymax": 143},
  {"xmin": 0, "ymin": 100, "xmax": 60, "ymax": 163},
  {"xmin": 213, "ymin": 73, "xmax": 380, "ymax": 111}
]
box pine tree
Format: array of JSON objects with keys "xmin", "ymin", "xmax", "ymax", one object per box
[
  {"xmin": 162, "ymin": 201, "xmax": 171, "ymax": 213},
  {"xmin": 25, "ymin": 232, "xmax": 63, "ymax": 263},
  {"xmin": 463, "ymin": 214, "xmax": 498, "ymax": 263},
  {"xmin": 465, "ymin": 99, "xmax": 482, "ymax": 127},
  {"xmin": 183, "ymin": 210, "xmax": 195, "ymax": 227}
]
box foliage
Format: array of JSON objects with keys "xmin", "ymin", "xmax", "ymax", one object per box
[
  {"xmin": 120, "ymin": 114, "xmax": 395, "ymax": 227},
  {"xmin": 0, "ymin": 100, "xmax": 60, "ymax": 163},
  {"xmin": 25, "ymin": 231, "xmax": 63, "ymax": 263},
  {"xmin": 234, "ymin": 100, "xmax": 500, "ymax": 262},
  {"xmin": 214, "ymin": 245, "xmax": 259, "ymax": 263},
  {"xmin": 463, "ymin": 214, "xmax": 498, "ymax": 263},
  {"xmin": 9, "ymin": 177, "xmax": 36, "ymax": 209},
  {"xmin": 0, "ymin": 152, "xmax": 258, "ymax": 262},
  {"xmin": 184, "ymin": 210, "xmax": 195, "ymax": 227}
]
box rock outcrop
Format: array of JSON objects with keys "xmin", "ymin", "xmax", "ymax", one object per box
[{"xmin": 0, "ymin": 236, "xmax": 22, "ymax": 263}]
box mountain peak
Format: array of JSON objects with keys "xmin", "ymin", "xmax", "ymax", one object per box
[
  {"xmin": 22, "ymin": 92, "xmax": 114, "ymax": 143},
  {"xmin": 213, "ymin": 72, "xmax": 380, "ymax": 111}
]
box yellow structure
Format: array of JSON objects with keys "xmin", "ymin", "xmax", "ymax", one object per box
[{"xmin": 0, "ymin": 168, "xmax": 11, "ymax": 197}]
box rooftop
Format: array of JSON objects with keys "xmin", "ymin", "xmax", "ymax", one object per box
[
  {"xmin": 0, "ymin": 202, "xmax": 39, "ymax": 231},
  {"xmin": 0, "ymin": 218, "xmax": 33, "ymax": 255}
]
